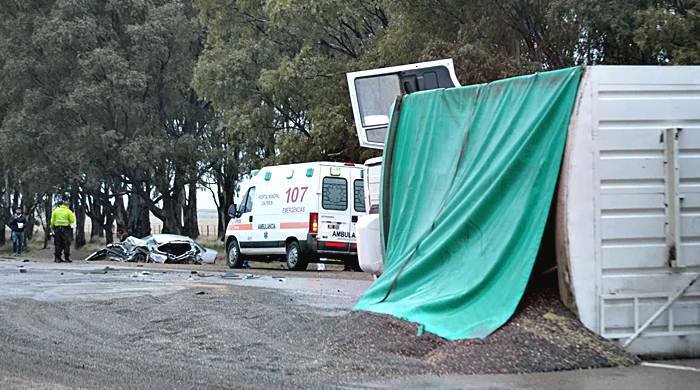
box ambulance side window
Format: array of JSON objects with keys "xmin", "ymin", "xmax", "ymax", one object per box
[
  {"xmin": 244, "ymin": 187, "xmax": 255, "ymax": 212},
  {"xmin": 354, "ymin": 179, "xmax": 366, "ymax": 212},
  {"xmin": 322, "ymin": 177, "xmax": 347, "ymax": 211}
]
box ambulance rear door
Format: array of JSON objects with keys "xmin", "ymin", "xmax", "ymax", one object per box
[{"xmin": 317, "ymin": 165, "xmax": 355, "ymax": 248}]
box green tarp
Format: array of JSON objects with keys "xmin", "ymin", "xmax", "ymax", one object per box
[{"xmin": 353, "ymin": 67, "xmax": 583, "ymax": 340}]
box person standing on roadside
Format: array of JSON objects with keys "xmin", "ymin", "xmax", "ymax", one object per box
[
  {"xmin": 50, "ymin": 200, "xmax": 76, "ymax": 263},
  {"xmin": 8, "ymin": 207, "xmax": 27, "ymax": 256}
]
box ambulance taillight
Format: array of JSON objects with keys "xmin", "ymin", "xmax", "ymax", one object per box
[{"xmin": 309, "ymin": 212, "xmax": 319, "ymax": 234}]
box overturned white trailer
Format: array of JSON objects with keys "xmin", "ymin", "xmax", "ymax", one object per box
[
  {"xmin": 347, "ymin": 64, "xmax": 700, "ymax": 356},
  {"xmin": 557, "ymin": 66, "xmax": 700, "ymax": 356}
]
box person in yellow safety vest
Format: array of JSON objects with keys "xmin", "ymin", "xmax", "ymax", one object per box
[{"xmin": 50, "ymin": 200, "xmax": 76, "ymax": 263}]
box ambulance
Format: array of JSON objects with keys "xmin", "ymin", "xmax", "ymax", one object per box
[{"xmin": 224, "ymin": 162, "xmax": 367, "ymax": 270}]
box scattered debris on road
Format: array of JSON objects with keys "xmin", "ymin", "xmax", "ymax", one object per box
[
  {"xmin": 219, "ymin": 272, "xmax": 260, "ymax": 280},
  {"xmin": 86, "ymin": 266, "xmax": 117, "ymax": 275}
]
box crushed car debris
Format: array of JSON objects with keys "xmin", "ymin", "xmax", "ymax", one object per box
[
  {"xmin": 85, "ymin": 234, "xmax": 217, "ymax": 265},
  {"xmin": 220, "ymin": 272, "xmax": 259, "ymax": 280}
]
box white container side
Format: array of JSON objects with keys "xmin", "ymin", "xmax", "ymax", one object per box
[{"xmin": 558, "ymin": 65, "xmax": 700, "ymax": 357}]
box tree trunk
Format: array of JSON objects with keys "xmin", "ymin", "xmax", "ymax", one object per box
[
  {"xmin": 90, "ymin": 216, "xmax": 101, "ymax": 241},
  {"xmin": 73, "ymin": 195, "xmax": 87, "ymax": 249},
  {"xmin": 183, "ymin": 182, "xmax": 199, "ymax": 238},
  {"xmin": 115, "ymin": 195, "xmax": 127, "ymax": 230},
  {"xmin": 159, "ymin": 183, "xmax": 184, "ymax": 235},
  {"xmin": 96, "ymin": 199, "xmax": 105, "ymax": 238},
  {"xmin": 161, "ymin": 195, "xmax": 176, "ymax": 234},
  {"xmin": 104, "ymin": 209, "xmax": 115, "ymax": 244},
  {"xmin": 217, "ymin": 207, "xmax": 225, "ymax": 240},
  {"xmin": 217, "ymin": 169, "xmax": 238, "ymax": 239},
  {"xmin": 0, "ymin": 172, "xmax": 10, "ymax": 246},
  {"xmin": 21, "ymin": 192, "xmax": 37, "ymax": 240},
  {"xmin": 0, "ymin": 208, "xmax": 7, "ymax": 247},
  {"xmin": 127, "ymin": 193, "xmax": 151, "ymax": 238},
  {"xmin": 26, "ymin": 213, "xmax": 36, "ymax": 240},
  {"xmin": 11, "ymin": 190, "xmax": 19, "ymax": 211},
  {"xmin": 43, "ymin": 195, "xmax": 51, "ymax": 249}
]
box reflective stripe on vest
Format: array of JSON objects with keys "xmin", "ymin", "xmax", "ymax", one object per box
[{"xmin": 53, "ymin": 209, "xmax": 72, "ymax": 226}]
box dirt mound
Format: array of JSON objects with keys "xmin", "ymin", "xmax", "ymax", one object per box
[{"xmin": 327, "ymin": 287, "xmax": 639, "ymax": 375}]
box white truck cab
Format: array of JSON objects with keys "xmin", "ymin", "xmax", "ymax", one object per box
[
  {"xmin": 346, "ymin": 59, "xmax": 460, "ymax": 149},
  {"xmin": 224, "ymin": 161, "xmax": 367, "ymax": 270}
]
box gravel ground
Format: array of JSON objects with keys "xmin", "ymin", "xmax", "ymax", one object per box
[
  {"xmin": 0, "ymin": 284, "xmax": 423, "ymax": 389},
  {"xmin": 330, "ymin": 287, "xmax": 640, "ymax": 375},
  {"xmin": 0, "ymin": 278, "xmax": 638, "ymax": 389}
]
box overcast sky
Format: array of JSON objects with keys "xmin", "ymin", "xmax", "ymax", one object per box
[{"xmin": 197, "ymin": 186, "xmax": 219, "ymax": 210}]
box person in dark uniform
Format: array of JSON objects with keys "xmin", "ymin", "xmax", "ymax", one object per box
[
  {"xmin": 50, "ymin": 200, "xmax": 76, "ymax": 263},
  {"xmin": 8, "ymin": 207, "xmax": 27, "ymax": 256}
]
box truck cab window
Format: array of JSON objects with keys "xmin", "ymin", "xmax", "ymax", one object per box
[
  {"xmin": 322, "ymin": 177, "xmax": 348, "ymax": 211},
  {"xmin": 355, "ymin": 74, "xmax": 401, "ymax": 128}
]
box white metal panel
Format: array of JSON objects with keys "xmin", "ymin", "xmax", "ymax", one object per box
[
  {"xmin": 560, "ymin": 65, "xmax": 700, "ymax": 356},
  {"xmin": 364, "ymin": 157, "xmax": 382, "ymax": 213},
  {"xmin": 598, "ymin": 158, "xmax": 665, "ymax": 181},
  {"xmin": 602, "ymin": 273, "xmax": 700, "ymax": 293}
]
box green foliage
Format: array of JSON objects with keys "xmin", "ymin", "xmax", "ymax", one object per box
[
  {"xmin": 192, "ymin": 0, "xmax": 387, "ymax": 166},
  {"xmin": 190, "ymin": 0, "xmax": 695, "ymax": 173},
  {"xmin": 634, "ymin": 1, "xmax": 700, "ymax": 63},
  {"xmin": 0, "ymin": 0, "xmax": 215, "ymax": 237}
]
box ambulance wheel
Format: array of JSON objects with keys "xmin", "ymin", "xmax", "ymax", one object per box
[
  {"xmin": 226, "ymin": 239, "xmax": 244, "ymax": 268},
  {"xmin": 286, "ymin": 241, "xmax": 307, "ymax": 271}
]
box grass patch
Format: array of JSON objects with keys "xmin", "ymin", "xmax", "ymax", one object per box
[{"xmin": 195, "ymin": 236, "xmax": 225, "ymax": 252}]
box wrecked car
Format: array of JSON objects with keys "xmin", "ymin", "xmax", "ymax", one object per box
[
  {"xmin": 143, "ymin": 234, "xmax": 218, "ymax": 264},
  {"xmin": 86, "ymin": 234, "xmax": 218, "ymax": 264}
]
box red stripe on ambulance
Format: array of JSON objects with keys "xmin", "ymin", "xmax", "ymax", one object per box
[
  {"xmin": 228, "ymin": 224, "xmax": 253, "ymax": 231},
  {"xmin": 280, "ymin": 222, "xmax": 308, "ymax": 229}
]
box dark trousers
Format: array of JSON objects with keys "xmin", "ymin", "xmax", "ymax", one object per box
[{"xmin": 54, "ymin": 227, "xmax": 72, "ymax": 261}]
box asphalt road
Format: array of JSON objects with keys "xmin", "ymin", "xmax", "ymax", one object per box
[
  {"xmin": 0, "ymin": 260, "xmax": 698, "ymax": 389},
  {"xmin": 364, "ymin": 360, "xmax": 700, "ymax": 389}
]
